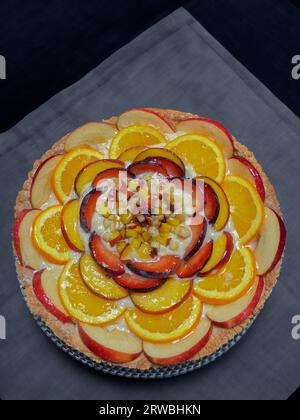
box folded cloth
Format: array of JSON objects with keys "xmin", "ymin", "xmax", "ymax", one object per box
[{"xmin": 0, "ymin": 8, "xmax": 299, "ymax": 400}]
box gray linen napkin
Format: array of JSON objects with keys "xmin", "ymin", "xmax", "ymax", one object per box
[{"xmin": 0, "ymin": 8, "xmax": 299, "ymax": 400}]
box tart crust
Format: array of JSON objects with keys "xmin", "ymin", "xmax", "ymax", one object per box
[{"xmin": 13, "ymin": 108, "xmax": 283, "ymax": 370}]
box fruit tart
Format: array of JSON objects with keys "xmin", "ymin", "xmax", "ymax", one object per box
[{"xmin": 13, "ymin": 108, "xmax": 286, "ymax": 370}]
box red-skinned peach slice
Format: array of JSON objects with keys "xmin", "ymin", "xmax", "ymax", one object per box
[
  {"xmin": 134, "ymin": 147, "xmax": 185, "ymax": 171},
  {"xmin": 228, "ymin": 156, "xmax": 265, "ymax": 201},
  {"xmin": 184, "ymin": 219, "xmax": 207, "ymax": 260},
  {"xmin": 61, "ymin": 199, "xmax": 85, "ymax": 252},
  {"xmin": 144, "ymin": 157, "xmax": 184, "ymax": 177},
  {"xmin": 78, "ymin": 323, "xmax": 142, "ymax": 363},
  {"xmin": 127, "ymin": 161, "xmax": 168, "ymax": 177},
  {"xmin": 196, "ymin": 176, "xmax": 230, "ymax": 231},
  {"xmin": 127, "ymin": 255, "xmax": 180, "ymax": 279},
  {"xmin": 114, "ymin": 272, "xmax": 163, "ymax": 292},
  {"xmin": 32, "ymin": 268, "xmax": 73, "ymax": 324},
  {"xmin": 207, "ymin": 276, "xmax": 264, "ymax": 328},
  {"xmin": 75, "ymin": 159, "xmax": 124, "ymax": 196},
  {"xmin": 64, "ymin": 122, "xmax": 118, "ymax": 152},
  {"xmin": 200, "ymin": 232, "xmax": 234, "ymax": 276},
  {"xmin": 254, "ymin": 207, "xmax": 286, "ymax": 275},
  {"xmin": 92, "ymin": 168, "xmax": 131, "ymax": 188},
  {"xmin": 80, "ymin": 190, "xmax": 101, "ymax": 232},
  {"xmin": 30, "ymin": 155, "xmax": 63, "ymax": 208},
  {"xmin": 117, "ymin": 108, "xmax": 174, "ymax": 134},
  {"xmin": 177, "ymin": 241, "xmax": 213, "ymax": 278},
  {"xmin": 89, "ymin": 232, "xmax": 125, "ymax": 276},
  {"xmin": 144, "ymin": 317, "xmax": 212, "ymax": 365},
  {"xmin": 204, "ymin": 182, "xmax": 220, "ymax": 224},
  {"xmin": 176, "ymin": 117, "xmax": 234, "ymax": 158},
  {"xmin": 13, "ymin": 209, "xmax": 44, "ymax": 270}
]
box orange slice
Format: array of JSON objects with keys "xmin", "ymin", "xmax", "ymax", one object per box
[
  {"xmin": 52, "ymin": 147, "xmax": 104, "ymax": 202},
  {"xmin": 124, "ymin": 295, "xmax": 202, "ymax": 343},
  {"xmin": 167, "ymin": 134, "xmax": 226, "ymax": 182},
  {"xmin": 58, "ymin": 261, "xmax": 125, "ymax": 325},
  {"xmin": 61, "ymin": 199, "xmax": 85, "ymax": 252},
  {"xmin": 193, "ymin": 247, "xmax": 256, "ymax": 304},
  {"xmin": 32, "ymin": 205, "xmax": 70, "ymax": 264},
  {"xmin": 222, "ymin": 175, "xmax": 264, "ymax": 244},
  {"xmin": 118, "ymin": 146, "xmax": 148, "ymax": 162},
  {"xmin": 131, "ymin": 278, "xmax": 192, "ymax": 314},
  {"xmin": 109, "ymin": 126, "xmax": 166, "ymax": 159},
  {"xmin": 79, "ymin": 253, "xmax": 128, "ymax": 300}
]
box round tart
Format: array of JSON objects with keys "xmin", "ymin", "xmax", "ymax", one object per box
[{"xmin": 13, "ymin": 108, "xmax": 286, "ymax": 371}]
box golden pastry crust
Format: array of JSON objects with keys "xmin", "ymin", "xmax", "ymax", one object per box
[{"xmin": 13, "ymin": 108, "xmax": 284, "ymax": 370}]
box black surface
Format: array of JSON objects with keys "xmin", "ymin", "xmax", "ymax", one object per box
[{"xmin": 0, "ymin": 0, "xmax": 300, "ymax": 400}]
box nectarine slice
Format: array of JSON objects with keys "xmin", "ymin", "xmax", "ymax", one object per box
[
  {"xmin": 134, "ymin": 147, "xmax": 185, "ymax": 172},
  {"xmin": 194, "ymin": 247, "xmax": 256, "ymax": 304},
  {"xmin": 176, "ymin": 117, "xmax": 234, "ymax": 158},
  {"xmin": 207, "ymin": 276, "xmax": 264, "ymax": 328},
  {"xmin": 33, "ymin": 268, "xmax": 72, "ymax": 324},
  {"xmin": 109, "ymin": 126, "xmax": 165, "ymax": 159},
  {"xmin": 177, "ymin": 241, "xmax": 213, "ymax": 278},
  {"xmin": 114, "ymin": 272, "xmax": 163, "ymax": 292},
  {"xmin": 144, "ymin": 317, "xmax": 212, "ymax": 365},
  {"xmin": 79, "ymin": 253, "xmax": 128, "ymax": 300},
  {"xmin": 118, "ymin": 109, "xmax": 174, "ymax": 135},
  {"xmin": 61, "ymin": 199, "xmax": 85, "ymax": 252},
  {"xmin": 13, "ymin": 209, "xmax": 44, "ymax": 270},
  {"xmin": 64, "ymin": 122, "xmax": 118, "ymax": 152},
  {"xmin": 75, "ymin": 159, "xmax": 124, "ymax": 195},
  {"xmin": 78, "ymin": 323, "xmax": 142, "ymax": 363},
  {"xmin": 52, "ymin": 147, "xmax": 104, "ymax": 203},
  {"xmin": 200, "ymin": 232, "xmax": 234, "ymax": 276},
  {"xmin": 127, "ymin": 255, "xmax": 180, "ymax": 279},
  {"xmin": 32, "ymin": 205, "xmax": 69, "ymax": 264},
  {"xmin": 89, "ymin": 233, "xmax": 125, "ymax": 276},
  {"xmin": 254, "ymin": 207, "xmax": 286, "ymax": 275},
  {"xmin": 30, "ymin": 155, "xmax": 63, "ymax": 208},
  {"xmin": 58, "ymin": 261, "xmax": 125, "ymax": 325},
  {"xmin": 124, "ymin": 295, "xmax": 202, "ymax": 343},
  {"xmin": 131, "ymin": 278, "xmax": 192, "ymax": 314}
]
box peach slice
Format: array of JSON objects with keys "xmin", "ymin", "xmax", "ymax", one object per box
[
  {"xmin": 144, "ymin": 317, "xmax": 212, "ymax": 365},
  {"xmin": 134, "ymin": 147, "xmax": 185, "ymax": 172},
  {"xmin": 79, "ymin": 253, "xmax": 128, "ymax": 300},
  {"xmin": 13, "ymin": 209, "xmax": 44, "ymax": 270},
  {"xmin": 118, "ymin": 146, "xmax": 148, "ymax": 162},
  {"xmin": 61, "ymin": 199, "xmax": 85, "ymax": 252},
  {"xmin": 58, "ymin": 261, "xmax": 125, "ymax": 325},
  {"xmin": 64, "ymin": 122, "xmax": 118, "ymax": 152},
  {"xmin": 228, "ymin": 156, "xmax": 265, "ymax": 201},
  {"xmin": 131, "ymin": 278, "xmax": 192, "ymax": 314},
  {"xmin": 114, "ymin": 272, "xmax": 163, "ymax": 292},
  {"xmin": 254, "ymin": 207, "xmax": 286, "ymax": 275},
  {"xmin": 197, "ymin": 176, "xmax": 230, "ymax": 231},
  {"xmin": 200, "ymin": 232, "xmax": 234, "ymax": 276},
  {"xmin": 176, "ymin": 117, "xmax": 234, "ymax": 158},
  {"xmin": 117, "ymin": 108, "xmax": 174, "ymax": 135},
  {"xmin": 207, "ymin": 276, "xmax": 264, "ymax": 328},
  {"xmin": 177, "ymin": 241, "xmax": 213, "ymax": 278},
  {"xmin": 75, "ymin": 159, "xmax": 124, "ymax": 195},
  {"xmin": 127, "ymin": 255, "xmax": 180, "ymax": 279},
  {"xmin": 78, "ymin": 323, "xmax": 142, "ymax": 363},
  {"xmin": 124, "ymin": 295, "xmax": 202, "ymax": 343},
  {"xmin": 32, "ymin": 268, "xmax": 72, "ymax": 323},
  {"xmin": 30, "ymin": 155, "xmax": 63, "ymax": 208},
  {"xmin": 89, "ymin": 233, "xmax": 125, "ymax": 276}
]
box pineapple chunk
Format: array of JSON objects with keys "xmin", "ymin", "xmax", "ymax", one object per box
[
  {"xmin": 117, "ymin": 241, "xmax": 127, "ymax": 254},
  {"xmin": 167, "ymin": 217, "xmax": 181, "ymax": 227},
  {"xmin": 120, "ymin": 213, "xmax": 133, "ymax": 225},
  {"xmin": 136, "ymin": 243, "xmax": 152, "ymax": 260},
  {"xmin": 160, "ymin": 223, "xmax": 172, "ymax": 234}
]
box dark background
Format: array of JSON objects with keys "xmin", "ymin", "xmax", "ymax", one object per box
[{"xmin": 0, "ymin": 0, "xmax": 299, "ymax": 400}]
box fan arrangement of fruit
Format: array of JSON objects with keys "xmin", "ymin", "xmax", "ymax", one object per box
[{"xmin": 13, "ymin": 108, "xmax": 286, "ymax": 370}]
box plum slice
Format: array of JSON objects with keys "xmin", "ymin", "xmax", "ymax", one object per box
[
  {"xmin": 184, "ymin": 219, "xmax": 207, "ymax": 260},
  {"xmin": 177, "ymin": 241, "xmax": 213, "ymax": 278},
  {"xmin": 127, "ymin": 255, "xmax": 180, "ymax": 279},
  {"xmin": 144, "ymin": 157, "xmax": 184, "ymax": 177},
  {"xmin": 92, "ymin": 168, "xmax": 131, "ymax": 188},
  {"xmin": 114, "ymin": 272, "xmax": 164, "ymax": 292},
  {"xmin": 89, "ymin": 232, "xmax": 125, "ymax": 276},
  {"xmin": 128, "ymin": 161, "xmax": 168, "ymax": 177},
  {"xmin": 80, "ymin": 189, "xmax": 101, "ymax": 232},
  {"xmin": 204, "ymin": 183, "xmax": 220, "ymax": 224}
]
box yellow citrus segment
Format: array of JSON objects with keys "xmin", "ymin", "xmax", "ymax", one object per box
[
  {"xmin": 118, "ymin": 146, "xmax": 148, "ymax": 162},
  {"xmin": 131, "ymin": 278, "xmax": 191, "ymax": 314},
  {"xmin": 58, "ymin": 261, "xmax": 125, "ymax": 325},
  {"xmin": 61, "ymin": 200, "xmax": 85, "ymax": 252},
  {"xmin": 124, "ymin": 296, "xmax": 202, "ymax": 343},
  {"xmin": 52, "ymin": 147, "xmax": 104, "ymax": 202},
  {"xmin": 79, "ymin": 253, "xmax": 128, "ymax": 300},
  {"xmin": 167, "ymin": 134, "xmax": 226, "ymax": 183},
  {"xmin": 109, "ymin": 126, "xmax": 166, "ymax": 159},
  {"xmin": 194, "ymin": 247, "xmax": 256, "ymax": 304},
  {"xmin": 32, "ymin": 205, "xmax": 70, "ymax": 264},
  {"xmin": 222, "ymin": 175, "xmax": 264, "ymax": 244}
]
